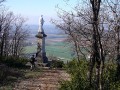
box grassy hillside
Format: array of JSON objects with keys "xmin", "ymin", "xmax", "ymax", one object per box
[
  {"xmin": 24, "ymin": 42, "xmax": 73, "ymax": 61},
  {"xmin": 24, "ymin": 45, "xmax": 37, "ymax": 54},
  {"xmin": 46, "ymin": 42, "xmax": 72, "ymax": 60}
]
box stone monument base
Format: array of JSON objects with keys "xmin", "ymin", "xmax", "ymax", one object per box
[{"xmin": 42, "ymin": 52, "xmax": 48, "ymax": 63}]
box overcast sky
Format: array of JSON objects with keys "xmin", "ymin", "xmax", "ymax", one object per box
[{"xmin": 4, "ymin": 0, "xmax": 78, "ymax": 25}]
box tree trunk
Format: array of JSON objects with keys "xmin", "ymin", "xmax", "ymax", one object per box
[
  {"xmin": 90, "ymin": 0, "xmax": 102, "ymax": 89},
  {"xmin": 116, "ymin": 26, "xmax": 120, "ymax": 78}
]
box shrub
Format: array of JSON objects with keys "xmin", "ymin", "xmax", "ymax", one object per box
[
  {"xmin": 51, "ymin": 60, "xmax": 64, "ymax": 68},
  {"xmin": 0, "ymin": 56, "xmax": 28, "ymax": 68},
  {"xmin": 59, "ymin": 59, "xmax": 120, "ymax": 90},
  {"xmin": 101, "ymin": 62, "xmax": 120, "ymax": 90},
  {"xmin": 48, "ymin": 55, "xmax": 65, "ymax": 68},
  {"xmin": 60, "ymin": 59, "xmax": 90, "ymax": 90},
  {"xmin": 0, "ymin": 64, "xmax": 8, "ymax": 81}
]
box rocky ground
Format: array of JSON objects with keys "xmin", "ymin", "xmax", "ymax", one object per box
[{"xmin": 14, "ymin": 68, "xmax": 70, "ymax": 90}]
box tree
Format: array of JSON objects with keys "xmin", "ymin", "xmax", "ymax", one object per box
[
  {"xmin": 10, "ymin": 16, "xmax": 29, "ymax": 57},
  {"xmin": 52, "ymin": 5, "xmax": 93, "ymax": 62},
  {"xmin": 0, "ymin": 8, "xmax": 14, "ymax": 56},
  {"xmin": 0, "ymin": 7, "xmax": 29, "ymax": 57},
  {"xmin": 105, "ymin": 0, "xmax": 120, "ymax": 78},
  {"xmin": 53, "ymin": 0, "xmax": 120, "ymax": 89},
  {"xmin": 89, "ymin": 0, "xmax": 103, "ymax": 89}
]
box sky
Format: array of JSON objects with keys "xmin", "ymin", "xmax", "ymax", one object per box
[{"xmin": 4, "ymin": 0, "xmax": 78, "ymax": 25}]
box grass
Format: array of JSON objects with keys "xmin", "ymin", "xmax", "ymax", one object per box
[
  {"xmin": 46, "ymin": 42, "xmax": 72, "ymax": 59},
  {"xmin": 24, "ymin": 68, "xmax": 42, "ymax": 79},
  {"xmin": 24, "ymin": 45, "xmax": 37, "ymax": 54},
  {"xmin": 0, "ymin": 66, "xmax": 42, "ymax": 90}
]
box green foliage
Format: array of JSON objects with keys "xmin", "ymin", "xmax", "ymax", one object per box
[
  {"xmin": 59, "ymin": 59, "xmax": 120, "ymax": 90},
  {"xmin": 0, "ymin": 66, "xmax": 42, "ymax": 90},
  {"xmin": 51, "ymin": 60, "xmax": 65, "ymax": 68},
  {"xmin": 60, "ymin": 59, "xmax": 90, "ymax": 90},
  {"xmin": 102, "ymin": 62, "xmax": 120, "ymax": 90},
  {"xmin": 0, "ymin": 56, "xmax": 28, "ymax": 68},
  {"xmin": 0, "ymin": 65, "xmax": 8, "ymax": 81},
  {"xmin": 59, "ymin": 81, "xmax": 72, "ymax": 90},
  {"xmin": 48, "ymin": 55, "xmax": 65, "ymax": 68},
  {"xmin": 0, "ymin": 65, "xmax": 23, "ymax": 89}
]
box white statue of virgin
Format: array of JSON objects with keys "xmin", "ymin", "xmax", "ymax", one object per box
[{"xmin": 38, "ymin": 15, "xmax": 44, "ymax": 32}]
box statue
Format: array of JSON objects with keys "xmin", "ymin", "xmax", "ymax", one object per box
[
  {"xmin": 40, "ymin": 15, "xmax": 44, "ymax": 26},
  {"xmin": 36, "ymin": 15, "xmax": 48, "ymax": 64},
  {"xmin": 38, "ymin": 15, "xmax": 44, "ymax": 32}
]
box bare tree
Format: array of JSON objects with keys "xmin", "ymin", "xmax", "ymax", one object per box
[
  {"xmin": 0, "ymin": 8, "xmax": 14, "ymax": 56},
  {"xmin": 53, "ymin": 0, "xmax": 120, "ymax": 89},
  {"xmin": 89, "ymin": 0, "xmax": 105, "ymax": 90},
  {"xmin": 10, "ymin": 16, "xmax": 29, "ymax": 57},
  {"xmin": 52, "ymin": 5, "xmax": 93, "ymax": 62},
  {"xmin": 105, "ymin": 0, "xmax": 120, "ymax": 78},
  {"xmin": 0, "ymin": 7, "xmax": 29, "ymax": 57}
]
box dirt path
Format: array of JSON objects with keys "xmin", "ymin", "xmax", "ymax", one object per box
[{"xmin": 14, "ymin": 69, "xmax": 70, "ymax": 90}]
